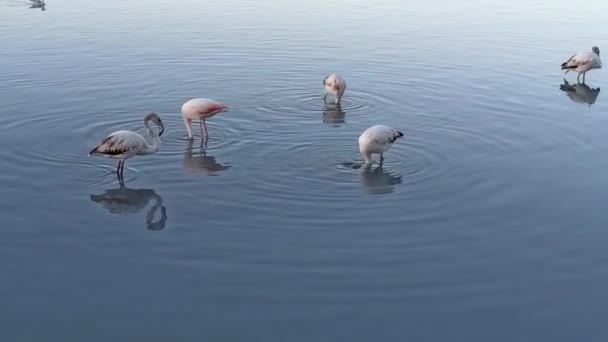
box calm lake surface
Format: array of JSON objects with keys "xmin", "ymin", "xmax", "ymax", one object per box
[{"xmin": 2, "ymin": 0, "xmax": 608, "ymax": 340}]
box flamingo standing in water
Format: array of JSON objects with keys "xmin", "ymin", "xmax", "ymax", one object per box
[
  {"xmin": 323, "ymin": 74, "xmax": 346, "ymax": 104},
  {"xmin": 561, "ymin": 46, "xmax": 602, "ymax": 83},
  {"xmin": 181, "ymin": 98, "xmax": 230, "ymax": 142},
  {"xmin": 359, "ymin": 125, "xmax": 404, "ymax": 165},
  {"xmin": 89, "ymin": 113, "xmax": 164, "ymax": 181}
]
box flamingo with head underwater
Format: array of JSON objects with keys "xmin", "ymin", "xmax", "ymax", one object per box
[
  {"xmin": 358, "ymin": 125, "xmax": 404, "ymax": 165},
  {"xmin": 323, "ymin": 74, "xmax": 346, "ymax": 104},
  {"xmin": 181, "ymin": 98, "xmax": 230, "ymax": 143}
]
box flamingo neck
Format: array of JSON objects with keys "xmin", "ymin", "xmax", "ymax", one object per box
[{"xmin": 141, "ymin": 121, "xmax": 161, "ymax": 155}]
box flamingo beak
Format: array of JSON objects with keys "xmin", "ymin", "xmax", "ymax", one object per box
[
  {"xmin": 158, "ymin": 121, "xmax": 165, "ymax": 136},
  {"xmin": 222, "ymin": 106, "xmax": 230, "ymax": 112}
]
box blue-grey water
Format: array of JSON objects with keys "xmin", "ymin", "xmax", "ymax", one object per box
[{"xmin": 2, "ymin": 0, "xmax": 608, "ymax": 340}]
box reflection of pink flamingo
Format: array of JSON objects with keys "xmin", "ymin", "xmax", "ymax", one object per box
[{"xmin": 181, "ymin": 98, "xmax": 230, "ymax": 142}]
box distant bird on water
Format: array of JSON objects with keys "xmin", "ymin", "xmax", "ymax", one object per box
[
  {"xmin": 323, "ymin": 74, "xmax": 346, "ymax": 104},
  {"xmin": 181, "ymin": 98, "xmax": 229, "ymax": 142},
  {"xmin": 561, "ymin": 46, "xmax": 602, "ymax": 83},
  {"xmin": 29, "ymin": 0, "xmax": 45, "ymax": 10},
  {"xmin": 89, "ymin": 113, "xmax": 164, "ymax": 181},
  {"xmin": 359, "ymin": 125, "xmax": 404, "ymax": 165}
]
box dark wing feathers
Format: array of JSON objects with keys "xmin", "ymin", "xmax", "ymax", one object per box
[
  {"xmin": 90, "ymin": 134, "xmax": 134, "ymax": 156},
  {"xmin": 561, "ymin": 54, "xmax": 575, "ymax": 69}
]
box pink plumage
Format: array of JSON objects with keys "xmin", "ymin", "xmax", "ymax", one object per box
[{"xmin": 181, "ymin": 98, "xmax": 230, "ymax": 141}]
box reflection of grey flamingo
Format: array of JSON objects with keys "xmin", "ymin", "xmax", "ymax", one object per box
[
  {"xmin": 360, "ymin": 164, "xmax": 403, "ymax": 195},
  {"xmin": 359, "ymin": 125, "xmax": 404, "ymax": 165},
  {"xmin": 90, "ymin": 185, "xmax": 167, "ymax": 231},
  {"xmin": 560, "ymin": 79, "xmax": 601, "ymax": 106},
  {"xmin": 89, "ymin": 113, "xmax": 164, "ymax": 182},
  {"xmin": 182, "ymin": 140, "xmax": 231, "ymax": 176},
  {"xmin": 323, "ymin": 74, "xmax": 346, "ymax": 104}
]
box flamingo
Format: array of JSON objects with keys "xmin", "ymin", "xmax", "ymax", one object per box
[
  {"xmin": 561, "ymin": 46, "xmax": 602, "ymax": 83},
  {"xmin": 359, "ymin": 125, "xmax": 404, "ymax": 165},
  {"xmin": 323, "ymin": 74, "xmax": 346, "ymax": 104},
  {"xmin": 89, "ymin": 113, "xmax": 164, "ymax": 181},
  {"xmin": 181, "ymin": 98, "xmax": 230, "ymax": 142}
]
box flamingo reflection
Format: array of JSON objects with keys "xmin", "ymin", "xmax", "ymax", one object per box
[
  {"xmin": 360, "ymin": 163, "xmax": 403, "ymax": 195},
  {"xmin": 560, "ymin": 79, "xmax": 600, "ymax": 106},
  {"xmin": 90, "ymin": 185, "xmax": 167, "ymax": 231},
  {"xmin": 183, "ymin": 140, "xmax": 231, "ymax": 176},
  {"xmin": 322, "ymin": 103, "xmax": 346, "ymax": 126}
]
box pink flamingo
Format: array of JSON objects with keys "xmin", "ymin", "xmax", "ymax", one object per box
[{"xmin": 181, "ymin": 98, "xmax": 230, "ymax": 143}]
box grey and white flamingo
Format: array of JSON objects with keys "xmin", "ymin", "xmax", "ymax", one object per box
[
  {"xmin": 89, "ymin": 113, "xmax": 164, "ymax": 181},
  {"xmin": 561, "ymin": 46, "xmax": 602, "ymax": 83},
  {"xmin": 359, "ymin": 125, "xmax": 404, "ymax": 165}
]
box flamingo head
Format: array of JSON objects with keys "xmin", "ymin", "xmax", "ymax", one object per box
[
  {"xmin": 145, "ymin": 112, "xmax": 165, "ymax": 136},
  {"xmin": 208, "ymin": 103, "xmax": 230, "ymax": 114}
]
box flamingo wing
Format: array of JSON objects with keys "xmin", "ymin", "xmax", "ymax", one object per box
[
  {"xmin": 562, "ymin": 52, "xmax": 593, "ymax": 69},
  {"xmin": 89, "ymin": 130, "xmax": 145, "ymax": 156}
]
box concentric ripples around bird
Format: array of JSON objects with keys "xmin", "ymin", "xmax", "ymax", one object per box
[{"xmin": 2, "ymin": 0, "xmax": 608, "ymax": 341}]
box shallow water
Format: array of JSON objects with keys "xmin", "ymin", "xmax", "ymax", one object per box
[{"xmin": 2, "ymin": 0, "xmax": 608, "ymax": 340}]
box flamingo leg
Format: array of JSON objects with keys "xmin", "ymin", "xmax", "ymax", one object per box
[
  {"xmin": 577, "ymin": 73, "xmax": 581, "ymax": 83},
  {"xmin": 203, "ymin": 119, "xmax": 209, "ymax": 146},
  {"xmin": 199, "ymin": 120, "xmax": 205, "ymax": 138},
  {"xmin": 380, "ymin": 154, "xmax": 384, "ymax": 166},
  {"xmin": 116, "ymin": 160, "xmax": 126, "ymax": 184},
  {"xmin": 323, "ymin": 93, "xmax": 328, "ymax": 102},
  {"xmin": 583, "ymin": 72, "xmax": 586, "ymax": 83},
  {"xmin": 185, "ymin": 119, "xmax": 193, "ymax": 140}
]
